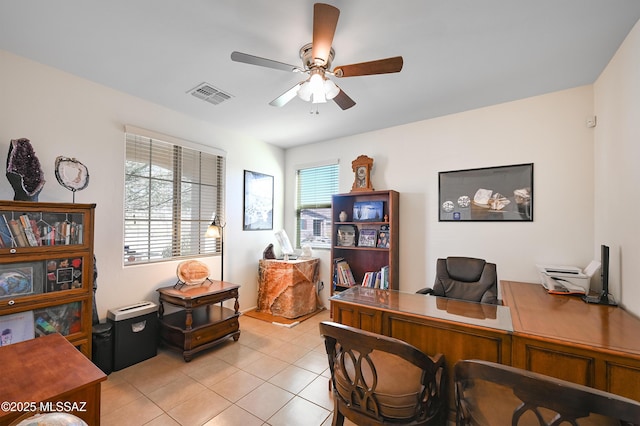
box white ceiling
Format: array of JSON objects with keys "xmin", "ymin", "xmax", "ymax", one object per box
[{"xmin": 1, "ymin": 1, "xmax": 639, "ymax": 148}]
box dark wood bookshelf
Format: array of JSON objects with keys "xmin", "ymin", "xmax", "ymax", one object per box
[{"xmin": 330, "ymin": 190, "xmax": 399, "ymax": 295}]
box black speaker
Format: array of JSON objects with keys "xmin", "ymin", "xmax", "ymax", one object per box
[
  {"xmin": 601, "ymin": 244, "xmax": 610, "ymax": 295},
  {"xmin": 583, "ymin": 244, "xmax": 617, "ymax": 306}
]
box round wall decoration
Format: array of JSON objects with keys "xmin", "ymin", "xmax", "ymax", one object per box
[{"xmin": 55, "ymin": 156, "xmax": 89, "ymax": 194}]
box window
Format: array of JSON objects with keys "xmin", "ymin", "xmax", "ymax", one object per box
[
  {"xmin": 124, "ymin": 127, "xmax": 225, "ymax": 265},
  {"xmin": 296, "ymin": 163, "xmax": 339, "ymax": 249}
]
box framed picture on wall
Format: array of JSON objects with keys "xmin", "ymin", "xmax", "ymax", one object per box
[
  {"xmin": 439, "ymin": 163, "xmax": 533, "ymax": 222},
  {"xmin": 243, "ymin": 170, "xmax": 274, "ymax": 230}
]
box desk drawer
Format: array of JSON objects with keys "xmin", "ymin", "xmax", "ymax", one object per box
[{"xmin": 189, "ymin": 316, "xmax": 239, "ymax": 349}]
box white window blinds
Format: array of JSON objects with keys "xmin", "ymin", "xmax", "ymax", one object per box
[
  {"xmin": 124, "ymin": 130, "xmax": 225, "ymax": 265},
  {"xmin": 296, "ymin": 163, "xmax": 339, "ymax": 249}
]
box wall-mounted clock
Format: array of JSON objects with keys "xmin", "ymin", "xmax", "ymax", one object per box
[{"xmin": 350, "ymin": 155, "xmax": 374, "ymax": 192}]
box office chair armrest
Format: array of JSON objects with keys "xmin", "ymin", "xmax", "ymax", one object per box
[{"xmin": 416, "ymin": 287, "xmax": 434, "ymax": 295}]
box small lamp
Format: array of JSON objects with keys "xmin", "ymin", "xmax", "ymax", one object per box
[{"xmin": 206, "ymin": 215, "xmax": 225, "ymax": 281}]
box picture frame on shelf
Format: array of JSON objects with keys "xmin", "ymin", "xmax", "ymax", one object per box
[
  {"xmin": 45, "ymin": 258, "xmax": 83, "ymax": 293},
  {"xmin": 377, "ymin": 224, "xmax": 390, "ymax": 248},
  {"xmin": 358, "ymin": 229, "xmax": 378, "ymax": 247},
  {"xmin": 353, "ymin": 201, "xmax": 383, "ymax": 222},
  {"xmin": 439, "ymin": 163, "xmax": 533, "ymax": 222},
  {"xmin": 337, "ymin": 225, "xmax": 357, "ymax": 247},
  {"xmin": 243, "ymin": 170, "xmax": 274, "ymax": 230},
  {"xmin": 0, "ymin": 262, "xmax": 44, "ymax": 299}
]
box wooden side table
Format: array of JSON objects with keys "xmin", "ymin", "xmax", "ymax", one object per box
[
  {"xmin": 0, "ymin": 333, "xmax": 106, "ymax": 425},
  {"xmin": 157, "ymin": 281, "xmax": 240, "ymax": 361}
]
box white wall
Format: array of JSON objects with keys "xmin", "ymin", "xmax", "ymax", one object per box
[
  {"xmin": 4, "ymin": 37, "xmax": 638, "ymax": 320},
  {"xmin": 594, "ymin": 20, "xmax": 640, "ymax": 317},
  {"xmin": 0, "ymin": 50, "xmax": 284, "ymax": 319},
  {"xmin": 286, "ymin": 86, "xmax": 597, "ymax": 308}
]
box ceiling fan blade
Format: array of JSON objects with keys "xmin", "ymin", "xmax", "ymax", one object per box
[
  {"xmin": 231, "ymin": 51, "xmax": 301, "ymax": 73},
  {"xmin": 311, "ymin": 3, "xmax": 340, "ymax": 66},
  {"xmin": 332, "ymin": 88, "xmax": 356, "ymax": 110},
  {"xmin": 269, "ymin": 82, "xmax": 304, "ymax": 107},
  {"xmin": 334, "ymin": 56, "xmax": 404, "ymax": 77}
]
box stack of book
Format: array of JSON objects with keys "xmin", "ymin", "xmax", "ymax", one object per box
[
  {"xmin": 0, "ymin": 214, "xmax": 83, "ymax": 248},
  {"xmin": 334, "ymin": 258, "xmax": 356, "ymax": 287},
  {"xmin": 361, "ymin": 265, "xmax": 389, "ymax": 289}
]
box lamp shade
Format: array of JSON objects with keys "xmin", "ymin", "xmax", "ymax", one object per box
[
  {"xmin": 206, "ymin": 223, "xmax": 222, "ymax": 238},
  {"xmin": 296, "ymin": 68, "xmax": 338, "ymax": 104},
  {"xmin": 324, "ymin": 79, "xmax": 339, "ymax": 100}
]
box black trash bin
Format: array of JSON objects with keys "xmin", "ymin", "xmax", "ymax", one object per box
[
  {"xmin": 92, "ymin": 322, "xmax": 113, "ymax": 375},
  {"xmin": 108, "ymin": 301, "xmax": 158, "ymax": 371}
]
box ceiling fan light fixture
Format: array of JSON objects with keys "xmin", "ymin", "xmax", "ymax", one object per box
[
  {"xmin": 297, "ymin": 80, "xmax": 312, "ymax": 102},
  {"xmin": 324, "ymin": 79, "xmax": 339, "ymax": 100},
  {"xmin": 310, "ymin": 73, "xmax": 327, "ymax": 103},
  {"xmin": 297, "ymin": 68, "xmax": 337, "ymax": 104}
]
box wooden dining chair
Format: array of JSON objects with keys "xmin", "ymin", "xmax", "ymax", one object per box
[
  {"xmin": 319, "ymin": 321, "xmax": 447, "ymax": 426},
  {"xmin": 454, "ymin": 359, "xmax": 640, "ymax": 425}
]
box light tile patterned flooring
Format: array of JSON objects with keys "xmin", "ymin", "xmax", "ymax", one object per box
[{"xmin": 100, "ymin": 309, "xmax": 359, "ymax": 426}]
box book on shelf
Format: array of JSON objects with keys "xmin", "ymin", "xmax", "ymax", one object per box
[
  {"xmin": 7, "ymin": 218, "xmax": 29, "ymax": 247},
  {"xmin": 361, "ymin": 265, "xmax": 390, "ymax": 289},
  {"xmin": 0, "ymin": 214, "xmax": 16, "ymax": 247},
  {"xmin": 334, "ymin": 258, "xmax": 356, "ymax": 287},
  {"xmin": 0, "ymin": 213, "xmax": 84, "ymax": 247},
  {"xmin": 19, "ymin": 214, "xmax": 41, "ymax": 246}
]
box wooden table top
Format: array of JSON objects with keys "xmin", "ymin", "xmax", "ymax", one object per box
[
  {"xmin": 0, "ymin": 333, "xmax": 106, "ymax": 407},
  {"xmin": 330, "ymin": 286, "xmax": 513, "ymax": 332},
  {"xmin": 157, "ymin": 280, "xmax": 240, "ymax": 300},
  {"xmin": 502, "ymin": 280, "xmax": 640, "ymax": 357}
]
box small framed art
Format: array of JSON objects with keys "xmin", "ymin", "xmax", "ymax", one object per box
[
  {"xmin": 243, "ymin": 170, "xmax": 274, "ymax": 230},
  {"xmin": 353, "ymin": 201, "xmax": 383, "ymax": 222},
  {"xmin": 377, "ymin": 224, "xmax": 390, "ymax": 248},
  {"xmin": 358, "ymin": 229, "xmax": 378, "ymax": 247},
  {"xmin": 0, "ymin": 262, "xmax": 44, "ymax": 299}
]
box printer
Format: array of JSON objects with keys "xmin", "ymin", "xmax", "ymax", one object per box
[{"xmin": 536, "ymin": 261, "xmax": 601, "ymax": 293}]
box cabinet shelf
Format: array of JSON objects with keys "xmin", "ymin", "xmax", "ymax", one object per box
[
  {"xmin": 334, "ymin": 246, "xmax": 389, "ymax": 252},
  {"xmin": 160, "ymin": 305, "xmax": 238, "ymax": 331}
]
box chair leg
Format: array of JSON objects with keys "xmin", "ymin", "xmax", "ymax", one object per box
[{"xmin": 332, "ymin": 410, "xmax": 345, "ymax": 426}]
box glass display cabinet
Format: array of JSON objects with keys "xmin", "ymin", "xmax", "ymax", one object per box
[{"xmin": 0, "ymin": 201, "xmax": 95, "ymax": 357}]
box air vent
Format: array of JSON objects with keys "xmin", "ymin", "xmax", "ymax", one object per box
[{"xmin": 188, "ymin": 82, "xmax": 233, "ymax": 105}]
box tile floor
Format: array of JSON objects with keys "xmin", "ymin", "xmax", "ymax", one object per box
[{"xmin": 100, "ymin": 309, "xmax": 360, "ymax": 426}]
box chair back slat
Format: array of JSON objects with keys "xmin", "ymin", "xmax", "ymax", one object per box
[
  {"xmin": 320, "ymin": 321, "xmax": 447, "ymax": 426},
  {"xmin": 455, "ymin": 359, "xmax": 640, "ymax": 425}
]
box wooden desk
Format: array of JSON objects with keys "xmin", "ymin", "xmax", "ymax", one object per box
[
  {"xmin": 502, "ymin": 280, "xmax": 640, "ymax": 401},
  {"xmin": 330, "ymin": 282, "xmax": 640, "ymax": 412},
  {"xmin": 157, "ymin": 281, "xmax": 240, "ymax": 362},
  {"xmin": 330, "ymin": 286, "xmax": 513, "ymax": 410},
  {"xmin": 0, "ymin": 333, "xmax": 106, "ymax": 425}
]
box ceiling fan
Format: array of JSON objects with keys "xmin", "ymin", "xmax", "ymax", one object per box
[{"xmin": 231, "ymin": 3, "xmax": 403, "ymax": 110}]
